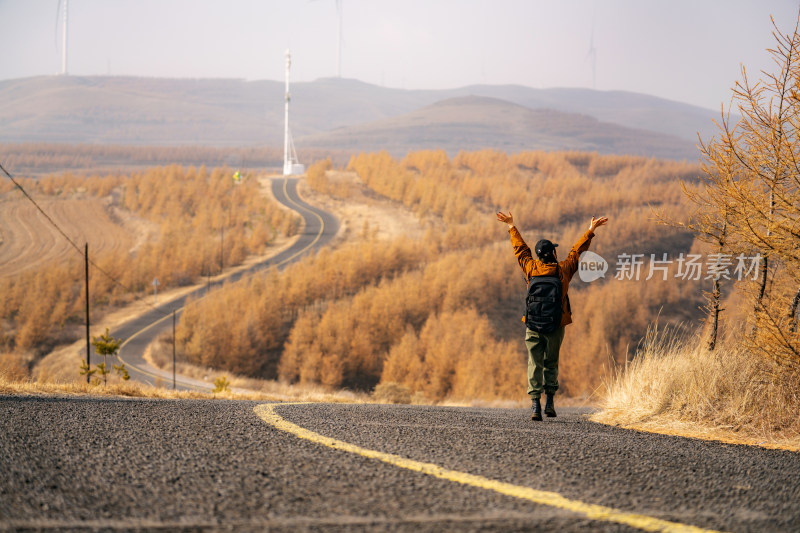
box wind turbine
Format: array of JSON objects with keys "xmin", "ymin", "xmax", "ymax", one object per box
[
  {"xmin": 335, "ymin": 0, "xmax": 343, "ymax": 77},
  {"xmin": 586, "ymin": 15, "xmax": 597, "ymax": 90},
  {"xmin": 311, "ymin": 0, "xmax": 344, "ymax": 77},
  {"xmin": 55, "ymin": 0, "xmax": 69, "ymax": 75}
]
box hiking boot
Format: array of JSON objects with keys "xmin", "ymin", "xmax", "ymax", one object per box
[
  {"xmin": 544, "ymin": 393, "xmax": 557, "ymax": 418},
  {"xmin": 531, "ymin": 398, "xmax": 543, "ymax": 421}
]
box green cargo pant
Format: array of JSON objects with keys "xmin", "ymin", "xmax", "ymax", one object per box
[{"xmin": 525, "ymin": 326, "xmax": 565, "ymax": 399}]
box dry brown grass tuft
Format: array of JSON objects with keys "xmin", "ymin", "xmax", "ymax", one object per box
[
  {"xmin": 0, "ymin": 373, "xmax": 372, "ymax": 404},
  {"xmin": 591, "ymin": 325, "xmax": 800, "ymax": 451},
  {"xmin": 142, "ymin": 336, "xmax": 371, "ymax": 403},
  {"xmin": 0, "ymin": 376, "xmax": 218, "ymax": 400},
  {"xmin": 0, "ymin": 353, "xmax": 32, "ymax": 382},
  {"xmin": 372, "ymin": 382, "xmax": 413, "ymax": 404}
]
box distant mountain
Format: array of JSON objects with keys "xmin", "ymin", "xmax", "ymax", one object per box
[
  {"xmin": 0, "ymin": 76, "xmax": 716, "ymax": 160},
  {"xmin": 0, "ymin": 76, "xmax": 279, "ymax": 146},
  {"xmin": 447, "ymin": 85, "xmax": 718, "ymax": 143},
  {"xmin": 298, "ymin": 95, "xmax": 699, "ymax": 160}
]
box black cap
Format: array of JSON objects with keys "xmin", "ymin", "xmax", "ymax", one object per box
[{"xmin": 534, "ymin": 239, "xmax": 558, "ymax": 259}]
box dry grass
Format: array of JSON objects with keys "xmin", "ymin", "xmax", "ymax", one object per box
[
  {"xmin": 295, "ymin": 177, "xmax": 427, "ymax": 244},
  {"xmin": 9, "ymin": 337, "xmax": 373, "ymax": 404},
  {"xmin": 0, "ymin": 353, "xmax": 32, "ymax": 381},
  {"xmin": 0, "ymin": 371, "xmax": 374, "ymax": 404},
  {"xmin": 1, "ymin": 369, "xmax": 520, "ymax": 407},
  {"xmin": 0, "ymin": 377, "xmax": 232, "ymax": 400},
  {"xmin": 0, "ymin": 195, "xmax": 136, "ymax": 279},
  {"xmin": 28, "ymin": 231, "xmax": 299, "ymax": 384},
  {"xmin": 140, "ymin": 335, "xmax": 363, "ymax": 403},
  {"xmin": 591, "ymin": 325, "xmax": 800, "ymax": 452}
]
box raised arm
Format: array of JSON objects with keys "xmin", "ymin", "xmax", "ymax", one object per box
[
  {"xmin": 590, "ymin": 216, "xmax": 608, "ymax": 232},
  {"xmin": 560, "ymin": 216, "xmax": 609, "ymax": 278},
  {"xmin": 496, "ymin": 211, "xmax": 514, "ymax": 227},
  {"xmin": 497, "ymin": 211, "xmax": 537, "ymax": 276}
]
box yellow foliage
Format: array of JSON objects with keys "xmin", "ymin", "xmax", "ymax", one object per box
[
  {"xmin": 2, "ymin": 147, "xmax": 708, "ymax": 403},
  {"xmin": 172, "ymin": 149, "xmax": 703, "ymax": 402},
  {"xmin": 381, "ymin": 309, "xmax": 521, "ymax": 402},
  {"xmin": 0, "ymin": 165, "xmax": 297, "ymax": 356}
]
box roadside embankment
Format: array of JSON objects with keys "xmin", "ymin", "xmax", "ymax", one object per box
[{"xmin": 591, "ymin": 327, "xmax": 800, "ymax": 452}]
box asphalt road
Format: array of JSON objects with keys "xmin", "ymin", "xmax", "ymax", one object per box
[
  {"xmin": 1, "ymin": 398, "xmax": 798, "ymax": 532},
  {"xmin": 113, "ymin": 177, "xmax": 338, "ymax": 391}
]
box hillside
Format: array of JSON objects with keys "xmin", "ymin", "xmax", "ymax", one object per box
[
  {"xmin": 0, "ymin": 76, "xmax": 280, "ymax": 146},
  {"xmin": 0, "ymin": 76, "xmax": 714, "ymax": 160},
  {"xmin": 298, "ymin": 95, "xmax": 699, "ymax": 160},
  {"xmin": 0, "ymin": 194, "xmax": 141, "ymax": 279}
]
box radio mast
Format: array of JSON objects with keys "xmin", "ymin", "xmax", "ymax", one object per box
[
  {"xmin": 283, "ymin": 50, "xmax": 304, "ymax": 176},
  {"xmin": 59, "ymin": 0, "xmax": 69, "ymax": 75}
]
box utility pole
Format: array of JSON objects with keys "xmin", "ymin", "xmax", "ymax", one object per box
[
  {"xmin": 283, "ymin": 50, "xmax": 291, "ymax": 176},
  {"xmin": 152, "ymin": 277, "xmax": 159, "ymax": 305},
  {"xmin": 219, "ymin": 226, "xmax": 224, "ymax": 272},
  {"xmin": 84, "ymin": 243, "xmax": 90, "ymax": 383},
  {"xmin": 172, "ymin": 310, "xmax": 176, "ymax": 390}
]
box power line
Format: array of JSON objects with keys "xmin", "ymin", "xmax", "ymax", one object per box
[
  {"xmin": 0, "ymin": 161, "xmax": 171, "ymax": 318},
  {"xmin": 0, "ymin": 162, "xmax": 84, "ymax": 255}
]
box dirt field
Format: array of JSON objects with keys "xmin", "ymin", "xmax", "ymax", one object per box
[
  {"xmin": 296, "ymin": 171, "xmax": 428, "ymax": 243},
  {"xmin": 0, "ymin": 194, "xmax": 137, "ymax": 278}
]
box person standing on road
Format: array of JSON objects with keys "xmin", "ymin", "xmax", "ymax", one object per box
[{"xmin": 496, "ymin": 211, "xmax": 608, "ymax": 421}]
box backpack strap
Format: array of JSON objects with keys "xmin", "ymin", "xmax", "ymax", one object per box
[
  {"xmin": 556, "ymin": 264, "xmax": 572, "ymax": 315},
  {"xmin": 555, "ymin": 264, "xmax": 571, "ymax": 316}
]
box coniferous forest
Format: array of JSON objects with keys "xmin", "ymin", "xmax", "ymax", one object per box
[{"xmin": 1, "ymin": 147, "xmax": 710, "ymax": 401}]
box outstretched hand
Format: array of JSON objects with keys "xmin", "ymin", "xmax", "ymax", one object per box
[
  {"xmin": 590, "ymin": 216, "xmax": 609, "ymax": 232},
  {"xmin": 496, "ymin": 211, "xmax": 514, "ymax": 225}
]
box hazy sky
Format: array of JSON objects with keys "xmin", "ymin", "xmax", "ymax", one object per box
[{"xmin": 1, "ymin": 0, "xmax": 798, "ymax": 110}]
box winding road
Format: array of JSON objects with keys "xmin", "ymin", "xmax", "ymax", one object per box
[
  {"xmin": 115, "ymin": 177, "xmax": 338, "ymax": 391},
  {"xmin": 1, "ymin": 399, "xmax": 798, "ymax": 532},
  {"xmin": 4, "ymin": 176, "xmax": 797, "ymax": 532}
]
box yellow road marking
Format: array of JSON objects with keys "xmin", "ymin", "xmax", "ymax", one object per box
[
  {"xmin": 118, "ymin": 177, "xmax": 326, "ymax": 391},
  {"xmin": 254, "ymin": 403, "xmax": 725, "ymax": 533},
  {"xmin": 117, "ymin": 313, "xmax": 199, "ymax": 388},
  {"xmin": 278, "ymin": 177, "xmax": 326, "ymax": 261}
]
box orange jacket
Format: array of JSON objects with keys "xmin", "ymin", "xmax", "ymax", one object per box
[{"xmin": 509, "ymin": 226, "xmax": 595, "ymax": 327}]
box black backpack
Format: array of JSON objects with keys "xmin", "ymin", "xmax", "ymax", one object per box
[{"xmin": 525, "ymin": 267, "xmax": 564, "ymax": 334}]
